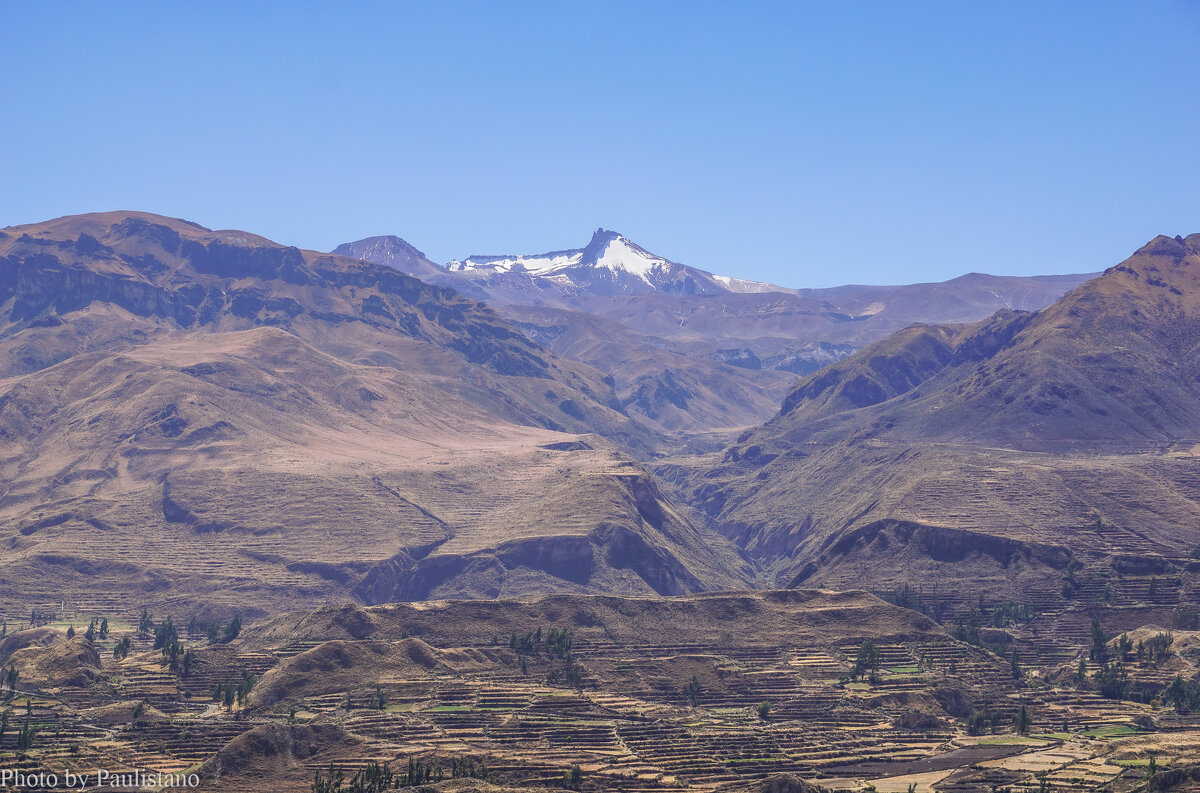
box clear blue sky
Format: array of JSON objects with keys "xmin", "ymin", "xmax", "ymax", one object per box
[{"xmin": 3, "ymin": 1, "xmax": 1199, "ymax": 287}]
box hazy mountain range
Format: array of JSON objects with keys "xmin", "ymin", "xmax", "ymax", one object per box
[
  {"xmin": 336, "ymin": 227, "xmax": 1097, "ymax": 434},
  {"xmin": 0, "ymin": 210, "xmax": 1191, "ymax": 622}
]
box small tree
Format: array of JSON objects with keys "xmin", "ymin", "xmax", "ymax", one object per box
[
  {"xmin": 562, "ymin": 764, "xmax": 583, "ymax": 791},
  {"xmin": 684, "ymin": 674, "xmax": 701, "ymax": 707},
  {"xmin": 757, "ymin": 701, "xmax": 772, "ymax": 719},
  {"xmin": 1089, "ymin": 619, "xmax": 1109, "ymax": 663},
  {"xmin": 221, "ymin": 615, "xmax": 242, "ymax": 644},
  {"xmin": 66, "ymin": 625, "xmax": 75, "ymax": 639},
  {"xmin": 1094, "ymin": 662, "xmax": 1128, "ymax": 700},
  {"xmin": 16, "ymin": 704, "xmax": 34, "ymax": 753},
  {"xmin": 853, "ymin": 640, "xmax": 881, "ymax": 680},
  {"xmin": 99, "ymin": 617, "xmax": 109, "ymax": 640},
  {"xmin": 1015, "ymin": 705, "xmax": 1031, "ymax": 734}
]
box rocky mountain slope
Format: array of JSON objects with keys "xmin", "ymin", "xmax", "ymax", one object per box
[
  {"xmin": 664, "ymin": 233, "xmax": 1200, "ymax": 607},
  {"xmin": 0, "ymin": 212, "xmax": 755, "ymax": 618}
]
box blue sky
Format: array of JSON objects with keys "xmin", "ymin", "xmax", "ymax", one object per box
[{"xmin": 3, "ymin": 1, "xmax": 1199, "ymax": 287}]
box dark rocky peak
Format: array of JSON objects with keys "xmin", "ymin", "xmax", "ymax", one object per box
[
  {"xmin": 580, "ymin": 227, "xmax": 625, "ymax": 261},
  {"xmin": 1131, "ymin": 234, "xmax": 1191, "ymax": 260},
  {"xmin": 332, "ymin": 234, "xmax": 430, "ymax": 263}
]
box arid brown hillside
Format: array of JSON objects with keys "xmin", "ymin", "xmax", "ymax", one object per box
[
  {"xmin": 568, "ymin": 271, "xmax": 1093, "ymax": 375},
  {"xmin": 0, "ymin": 212, "xmax": 754, "ymax": 617},
  {"xmin": 773, "ymin": 233, "xmax": 1200, "ymax": 449},
  {"xmin": 499, "ymin": 305, "xmax": 795, "ymax": 433},
  {"xmin": 666, "ymin": 233, "xmax": 1200, "ymax": 609},
  {"xmin": 242, "ymin": 588, "xmax": 943, "ymax": 650}
]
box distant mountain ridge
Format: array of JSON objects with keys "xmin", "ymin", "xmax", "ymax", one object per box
[
  {"xmin": 331, "ymin": 227, "xmax": 1098, "ymax": 432},
  {"xmin": 334, "ymin": 227, "xmax": 1097, "ymax": 309},
  {"xmin": 330, "ymin": 235, "xmax": 450, "ymax": 285},
  {"xmin": 446, "ymin": 228, "xmax": 740, "ymax": 298},
  {"xmin": 334, "ymin": 227, "xmax": 1098, "ymax": 381}
]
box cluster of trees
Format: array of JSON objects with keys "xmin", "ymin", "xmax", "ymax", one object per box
[
  {"xmin": 139, "ymin": 609, "xmax": 241, "ymax": 645},
  {"xmin": 507, "ymin": 626, "xmax": 573, "ymax": 659},
  {"xmin": 1010, "ymin": 649, "xmax": 1023, "ymax": 680},
  {"xmin": 213, "ymin": 671, "xmax": 256, "ymax": 709},
  {"xmin": 951, "ymin": 612, "xmax": 983, "ymax": 647},
  {"xmin": 965, "ymin": 705, "xmax": 1031, "ymax": 735},
  {"xmin": 1163, "ymin": 675, "xmax": 1200, "ymax": 713},
  {"xmin": 1082, "ymin": 621, "xmax": 1180, "ymax": 703},
  {"xmin": 113, "ymin": 636, "xmax": 132, "ymax": 661},
  {"xmin": 505, "ymin": 626, "xmax": 585, "ymax": 688},
  {"xmin": 684, "ymin": 674, "xmax": 701, "ymax": 707},
  {"xmin": 186, "ymin": 615, "xmax": 241, "ymax": 644},
  {"xmin": 877, "ymin": 583, "xmax": 948, "ymax": 620},
  {"xmin": 1173, "ymin": 606, "xmax": 1200, "ymax": 630},
  {"xmin": 369, "ymin": 685, "xmax": 388, "ymax": 710},
  {"xmin": 152, "ymin": 616, "xmax": 195, "ymax": 676},
  {"xmin": 311, "ymin": 755, "xmax": 487, "ymax": 793},
  {"xmin": 562, "ymin": 764, "xmax": 583, "ymax": 791},
  {"xmin": 0, "ymin": 699, "xmax": 36, "ymax": 753},
  {"xmin": 67, "ymin": 618, "xmax": 110, "ymax": 643},
  {"xmin": 989, "ymin": 602, "xmax": 1033, "ymax": 628},
  {"xmin": 1101, "ymin": 630, "xmax": 1174, "ymax": 665},
  {"xmin": 449, "ymin": 756, "xmax": 489, "ymax": 780},
  {"xmin": 343, "ymin": 686, "xmax": 391, "ymax": 712},
  {"xmin": 1139, "ymin": 632, "xmax": 1175, "ymax": 664},
  {"xmin": 852, "ymin": 640, "xmax": 881, "ymax": 682},
  {"xmin": 122, "ymin": 608, "xmax": 242, "ymax": 675},
  {"xmin": 544, "ymin": 657, "xmax": 585, "ymax": 688},
  {"xmin": 1093, "ymin": 663, "xmax": 1130, "ymax": 700},
  {"xmin": 3, "ymin": 665, "xmax": 17, "ymax": 699}
]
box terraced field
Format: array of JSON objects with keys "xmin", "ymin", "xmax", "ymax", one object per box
[{"xmin": 0, "ymin": 591, "xmax": 1196, "ymax": 792}]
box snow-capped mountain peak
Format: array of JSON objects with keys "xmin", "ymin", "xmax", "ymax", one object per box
[
  {"xmin": 446, "ymin": 228, "xmax": 725, "ymax": 295},
  {"xmin": 581, "ymin": 228, "xmax": 672, "ymax": 282},
  {"xmin": 338, "ymin": 228, "xmax": 796, "ymax": 305}
]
